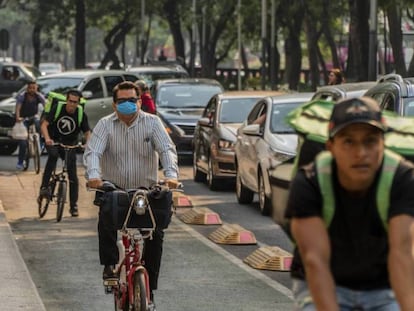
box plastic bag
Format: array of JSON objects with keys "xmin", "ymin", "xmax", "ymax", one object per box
[{"xmin": 11, "ymin": 122, "xmax": 28, "ymax": 140}]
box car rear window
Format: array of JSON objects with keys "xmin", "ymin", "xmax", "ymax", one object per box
[{"xmin": 157, "ymin": 85, "xmax": 222, "ymax": 108}]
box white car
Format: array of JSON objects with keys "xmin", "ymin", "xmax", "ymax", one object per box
[{"xmin": 234, "ymin": 93, "xmax": 313, "ymax": 216}]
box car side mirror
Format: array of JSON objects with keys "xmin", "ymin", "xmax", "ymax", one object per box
[
  {"xmin": 242, "ymin": 124, "xmax": 261, "ymax": 136},
  {"xmin": 198, "ymin": 117, "xmax": 212, "ymax": 127},
  {"xmin": 82, "ymin": 91, "xmax": 93, "ymax": 99}
]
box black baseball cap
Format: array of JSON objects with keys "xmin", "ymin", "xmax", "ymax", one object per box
[{"xmin": 328, "ymin": 97, "xmax": 387, "ymax": 138}]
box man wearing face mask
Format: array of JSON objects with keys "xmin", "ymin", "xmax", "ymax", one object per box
[{"xmin": 84, "ymin": 81, "xmax": 178, "ymax": 310}]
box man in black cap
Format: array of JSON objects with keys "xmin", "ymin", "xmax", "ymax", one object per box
[{"xmin": 286, "ymin": 97, "xmax": 414, "ymax": 310}]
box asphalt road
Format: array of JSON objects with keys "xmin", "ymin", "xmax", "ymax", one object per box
[{"xmin": 0, "ymin": 154, "xmax": 294, "ymax": 310}]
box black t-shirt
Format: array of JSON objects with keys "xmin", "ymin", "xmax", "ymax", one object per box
[
  {"xmin": 285, "ymin": 157, "xmax": 414, "ymax": 290},
  {"xmin": 46, "ymin": 104, "xmax": 90, "ymax": 145}
]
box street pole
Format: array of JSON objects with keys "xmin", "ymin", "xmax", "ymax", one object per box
[
  {"xmin": 140, "ymin": 0, "xmax": 145, "ymax": 65},
  {"xmin": 270, "ymin": 0, "xmax": 276, "ymax": 89},
  {"xmin": 368, "ymin": 0, "xmax": 377, "ymax": 81},
  {"xmin": 237, "ymin": 0, "xmax": 242, "ymax": 90},
  {"xmin": 261, "ymin": 0, "xmax": 267, "ymax": 90},
  {"xmin": 190, "ymin": 0, "xmax": 196, "ymax": 77}
]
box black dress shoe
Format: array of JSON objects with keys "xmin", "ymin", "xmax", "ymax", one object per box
[
  {"xmin": 70, "ymin": 205, "xmax": 79, "ymax": 217},
  {"xmin": 102, "ymin": 265, "xmax": 117, "ymax": 280}
]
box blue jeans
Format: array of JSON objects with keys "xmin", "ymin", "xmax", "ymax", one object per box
[
  {"xmin": 17, "ymin": 118, "xmax": 41, "ymax": 165},
  {"xmin": 292, "ymin": 278, "xmax": 400, "ymax": 311}
]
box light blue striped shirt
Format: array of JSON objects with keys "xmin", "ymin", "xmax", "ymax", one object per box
[{"xmin": 83, "ymin": 111, "xmax": 178, "ymax": 189}]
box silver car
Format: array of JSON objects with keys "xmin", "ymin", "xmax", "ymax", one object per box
[{"xmin": 234, "ymin": 93, "xmax": 313, "ymax": 216}]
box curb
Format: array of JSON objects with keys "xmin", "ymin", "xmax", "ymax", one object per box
[{"xmin": 0, "ymin": 200, "xmax": 46, "ymax": 311}]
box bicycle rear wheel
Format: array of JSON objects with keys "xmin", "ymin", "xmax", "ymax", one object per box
[
  {"xmin": 56, "ymin": 181, "xmax": 67, "ymax": 222},
  {"xmin": 32, "ymin": 135, "xmax": 40, "ymax": 174},
  {"xmin": 133, "ymin": 270, "xmax": 147, "ymax": 311},
  {"xmin": 23, "ymin": 141, "xmax": 30, "ymax": 171}
]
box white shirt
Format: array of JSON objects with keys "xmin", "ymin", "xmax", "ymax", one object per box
[{"xmin": 84, "ymin": 111, "xmax": 178, "ymax": 189}]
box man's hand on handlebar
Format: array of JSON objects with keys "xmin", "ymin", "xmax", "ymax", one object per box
[
  {"xmin": 87, "ymin": 178, "xmax": 104, "ymax": 189},
  {"xmin": 164, "ymin": 179, "xmax": 182, "ymax": 189}
]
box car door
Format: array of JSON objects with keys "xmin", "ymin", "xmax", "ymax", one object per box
[
  {"xmin": 196, "ymin": 96, "xmax": 217, "ymax": 172},
  {"xmin": 237, "ymin": 101, "xmax": 265, "ymax": 191}
]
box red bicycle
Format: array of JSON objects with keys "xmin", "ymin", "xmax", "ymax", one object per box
[{"xmin": 92, "ymin": 181, "xmax": 181, "ymax": 311}]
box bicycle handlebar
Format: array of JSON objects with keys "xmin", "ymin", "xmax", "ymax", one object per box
[{"xmin": 51, "ymin": 142, "xmax": 84, "ymax": 149}]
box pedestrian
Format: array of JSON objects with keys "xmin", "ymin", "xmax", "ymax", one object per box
[
  {"xmin": 84, "ymin": 81, "xmax": 179, "ymax": 310},
  {"xmin": 15, "ymin": 81, "xmax": 45, "ymax": 170},
  {"xmin": 135, "ymin": 79, "xmax": 156, "ymax": 114},
  {"xmin": 328, "ymin": 68, "xmax": 345, "ymax": 85},
  {"xmin": 39, "ymin": 89, "xmax": 91, "ymax": 217},
  {"xmin": 285, "ymin": 97, "xmax": 414, "ymax": 310}
]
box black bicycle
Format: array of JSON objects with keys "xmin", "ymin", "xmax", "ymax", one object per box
[{"xmin": 37, "ymin": 143, "xmax": 82, "ymax": 222}]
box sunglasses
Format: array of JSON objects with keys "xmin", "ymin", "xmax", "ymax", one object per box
[{"xmin": 115, "ymin": 97, "xmax": 139, "ymax": 104}]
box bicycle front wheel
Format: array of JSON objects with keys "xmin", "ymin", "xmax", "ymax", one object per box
[
  {"xmin": 133, "ymin": 270, "xmax": 147, "ymax": 311},
  {"xmin": 38, "ymin": 195, "xmax": 50, "ymax": 218},
  {"xmin": 32, "ymin": 135, "xmax": 40, "ymax": 174},
  {"xmin": 56, "ymin": 181, "xmax": 67, "ymax": 222}
]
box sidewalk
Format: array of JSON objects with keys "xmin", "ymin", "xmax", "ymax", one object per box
[{"xmin": 0, "ymin": 198, "xmax": 46, "ymax": 310}]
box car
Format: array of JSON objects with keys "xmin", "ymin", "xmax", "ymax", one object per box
[
  {"xmin": 39, "ymin": 62, "xmax": 64, "ymax": 75},
  {"xmin": 127, "ymin": 64, "xmax": 189, "ymax": 88},
  {"xmin": 269, "ymin": 81, "xmax": 378, "ymax": 227},
  {"xmin": 0, "ymin": 69, "xmax": 140, "ymax": 155},
  {"xmin": 311, "ymin": 81, "xmax": 377, "ymax": 101},
  {"xmin": 151, "ymin": 78, "xmax": 224, "ymax": 157},
  {"xmin": 192, "ymin": 90, "xmax": 284, "ymax": 190},
  {"xmin": 0, "ymin": 61, "xmax": 39, "ymax": 100},
  {"xmin": 363, "ymin": 73, "xmax": 414, "ymax": 116},
  {"xmin": 234, "ymin": 92, "xmax": 313, "ymax": 216}
]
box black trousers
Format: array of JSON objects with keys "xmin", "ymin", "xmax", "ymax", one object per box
[
  {"xmin": 41, "ymin": 145, "xmax": 78, "ymax": 208},
  {"xmin": 98, "ymin": 207, "xmax": 164, "ymax": 291}
]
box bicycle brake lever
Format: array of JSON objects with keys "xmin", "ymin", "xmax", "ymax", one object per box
[{"xmin": 101, "ymin": 181, "xmax": 117, "ymax": 192}]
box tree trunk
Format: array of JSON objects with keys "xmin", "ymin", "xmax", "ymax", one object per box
[
  {"xmin": 347, "ymin": 0, "xmax": 370, "ymax": 81},
  {"xmin": 32, "ymin": 24, "xmax": 42, "ymax": 68},
  {"xmin": 304, "ymin": 14, "xmax": 320, "ymax": 90},
  {"xmin": 387, "ymin": 5, "xmax": 407, "ymax": 76},
  {"xmin": 101, "ymin": 20, "xmax": 132, "ymax": 69},
  {"xmin": 163, "ymin": 0, "xmax": 186, "ymax": 68},
  {"xmin": 75, "ymin": 0, "xmax": 86, "ymax": 69}
]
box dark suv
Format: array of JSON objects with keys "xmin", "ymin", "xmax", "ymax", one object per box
[
  {"xmin": 151, "ymin": 78, "xmax": 224, "ymax": 157},
  {"xmin": 364, "ymin": 74, "xmax": 414, "ymax": 116}
]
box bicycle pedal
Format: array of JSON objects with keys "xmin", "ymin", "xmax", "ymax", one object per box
[{"xmin": 103, "ymin": 278, "xmax": 119, "ymax": 287}]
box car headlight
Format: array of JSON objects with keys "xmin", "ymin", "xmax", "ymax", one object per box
[{"xmin": 218, "ymin": 139, "xmax": 235, "ymax": 150}]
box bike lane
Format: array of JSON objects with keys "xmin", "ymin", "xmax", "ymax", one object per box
[{"xmin": 0, "ymin": 168, "xmax": 293, "ymax": 310}]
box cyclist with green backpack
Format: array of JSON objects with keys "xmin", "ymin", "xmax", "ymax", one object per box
[
  {"xmin": 286, "ymin": 97, "xmax": 414, "ymax": 310},
  {"xmin": 39, "ymin": 89, "xmax": 91, "ymax": 217}
]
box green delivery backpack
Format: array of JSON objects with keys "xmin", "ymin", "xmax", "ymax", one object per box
[{"xmin": 42, "ymin": 91, "xmax": 86, "ymax": 124}]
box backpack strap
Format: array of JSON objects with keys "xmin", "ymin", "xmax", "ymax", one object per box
[
  {"xmin": 54, "ymin": 101, "xmax": 84, "ymax": 124},
  {"xmin": 315, "ymin": 151, "xmax": 335, "ymax": 227},
  {"xmin": 376, "ymin": 149, "xmax": 401, "ymax": 231}
]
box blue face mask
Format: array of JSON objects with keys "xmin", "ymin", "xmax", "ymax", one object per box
[{"xmin": 116, "ymin": 101, "xmax": 137, "ymax": 115}]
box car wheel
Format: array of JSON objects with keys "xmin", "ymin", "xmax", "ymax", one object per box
[
  {"xmin": 236, "ymin": 165, "xmax": 254, "ymax": 204},
  {"xmin": 207, "ymin": 156, "xmax": 220, "ymax": 191},
  {"xmin": 193, "ymin": 151, "xmax": 206, "ymax": 182},
  {"xmin": 0, "ymin": 142, "xmax": 18, "ymax": 155},
  {"xmin": 258, "ymin": 171, "xmax": 271, "ymax": 216}
]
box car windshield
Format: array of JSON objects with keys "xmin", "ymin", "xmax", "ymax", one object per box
[
  {"xmin": 37, "ymin": 77, "xmax": 83, "ymax": 95},
  {"xmin": 403, "ymin": 98, "xmax": 414, "ymax": 116},
  {"xmin": 270, "ymin": 102, "xmax": 301, "ymax": 133},
  {"xmin": 157, "ymin": 84, "xmax": 222, "ymax": 108},
  {"xmin": 219, "ymin": 98, "xmax": 259, "ymax": 123}
]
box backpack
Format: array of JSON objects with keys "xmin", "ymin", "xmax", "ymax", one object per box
[{"xmin": 42, "ymin": 91, "xmax": 86, "ymax": 124}]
